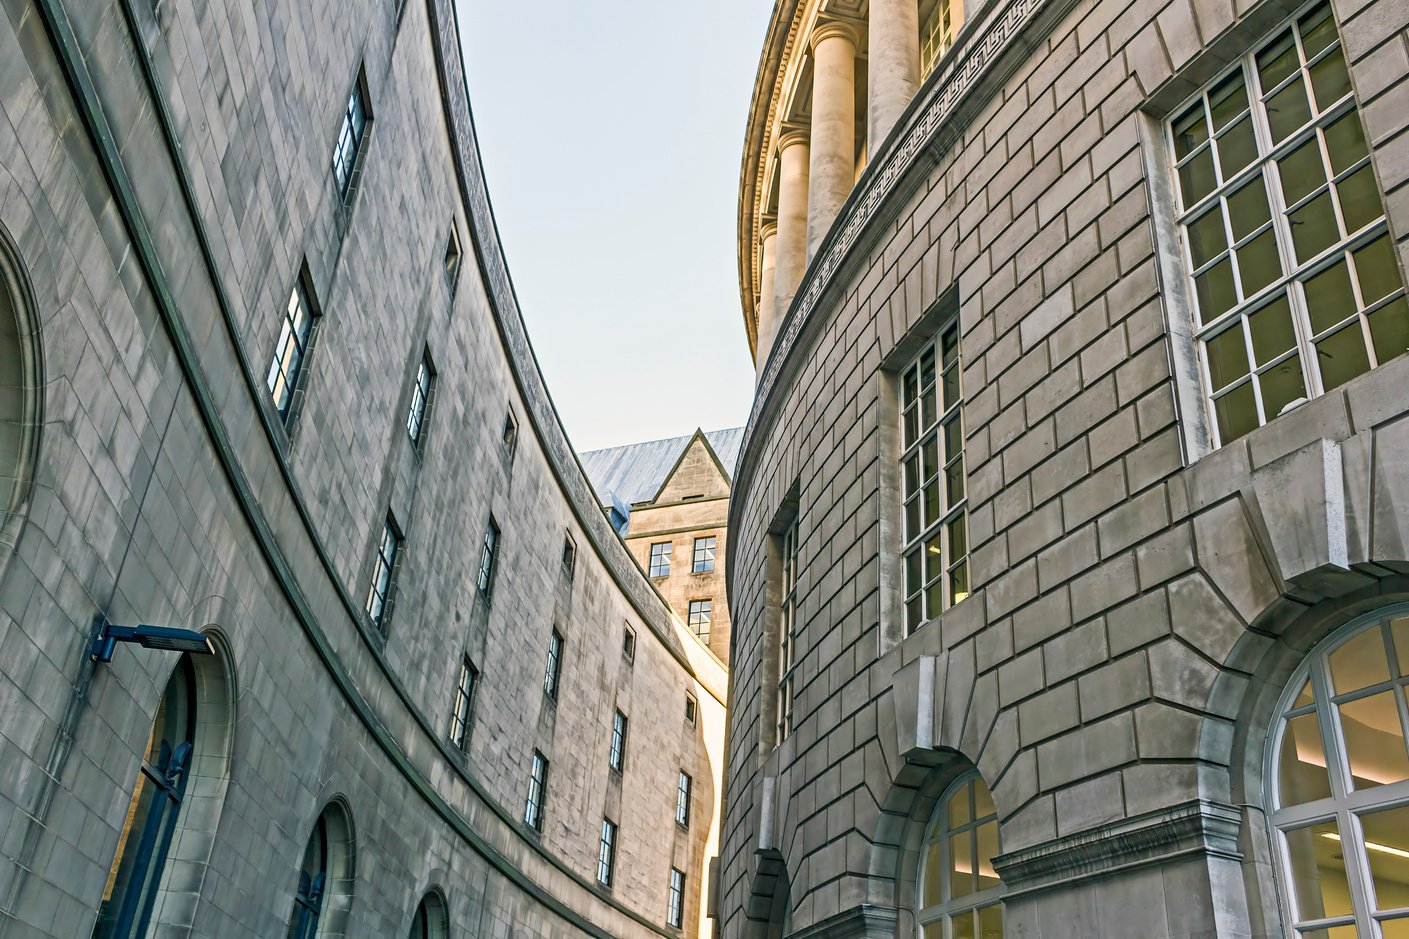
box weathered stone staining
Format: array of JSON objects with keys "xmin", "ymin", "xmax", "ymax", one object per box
[
  {"xmin": 0, "ymin": 1, "xmax": 722, "ymax": 937},
  {"xmin": 725, "ymin": 0, "xmax": 1409, "ymax": 936}
]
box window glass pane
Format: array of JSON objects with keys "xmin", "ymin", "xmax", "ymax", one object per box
[
  {"xmin": 923, "ymin": 839, "xmax": 943, "ymax": 906},
  {"xmin": 978, "ymin": 904, "xmax": 1002, "ymax": 938},
  {"xmin": 1214, "ymin": 382, "xmax": 1259, "ymax": 443},
  {"xmin": 1266, "ymin": 78, "xmax": 1312, "ymax": 143},
  {"xmin": 1394, "ymin": 618, "xmax": 1409, "ymax": 676},
  {"xmin": 952, "ymin": 911, "xmax": 976, "ymax": 939},
  {"xmin": 924, "ymin": 480, "xmax": 941, "ymax": 528},
  {"xmin": 949, "ymin": 831, "xmax": 975, "ymax": 899},
  {"xmin": 1315, "ymin": 321, "xmax": 1369, "ymax": 391},
  {"xmin": 1172, "ymin": 104, "xmax": 1209, "ymax": 160},
  {"xmin": 1227, "ymin": 177, "xmax": 1272, "ymax": 241},
  {"xmin": 1206, "ymin": 324, "xmax": 1250, "ymax": 390},
  {"xmin": 1210, "ymin": 72, "xmax": 1249, "ymax": 129},
  {"xmin": 1354, "ymin": 235, "xmax": 1401, "ymax": 305},
  {"xmin": 1180, "ymin": 148, "xmax": 1218, "ymax": 205},
  {"xmin": 1279, "ymin": 711, "xmax": 1332, "ymax": 805},
  {"xmin": 1237, "ymin": 230, "xmax": 1282, "ymax": 297},
  {"xmin": 1299, "ymin": 927, "xmax": 1360, "ymax": 939},
  {"xmin": 1308, "ymin": 46, "xmax": 1351, "ymax": 110},
  {"xmin": 1188, "ymin": 208, "xmax": 1229, "ymax": 268},
  {"xmin": 922, "ymin": 922, "xmax": 945, "ymax": 939},
  {"xmin": 948, "ymin": 515, "xmax": 968, "ymax": 564},
  {"xmin": 1303, "ymin": 259, "xmax": 1357, "ymax": 335},
  {"xmin": 948, "ymin": 781, "xmax": 971, "ymax": 827},
  {"xmin": 1299, "ymin": 3, "xmax": 1337, "ymax": 57},
  {"xmin": 1361, "ymin": 804, "xmax": 1409, "ymax": 912},
  {"xmin": 1256, "ymin": 32, "xmax": 1299, "ymax": 90},
  {"xmin": 1380, "ymin": 918, "xmax": 1409, "ymax": 939},
  {"xmin": 1278, "ymin": 138, "xmax": 1328, "ymax": 207},
  {"xmin": 1330, "ymin": 627, "xmax": 1391, "ymax": 693},
  {"xmin": 1337, "ymin": 691, "xmax": 1409, "ymax": 789},
  {"xmin": 1195, "ymin": 257, "xmax": 1238, "ymax": 321},
  {"xmin": 1323, "ymin": 111, "xmax": 1369, "ymax": 175},
  {"xmin": 1336, "ymin": 164, "xmax": 1383, "ymax": 234},
  {"xmin": 975, "ymin": 821, "xmax": 1000, "ymax": 891},
  {"xmin": 1368, "ymin": 299, "xmax": 1409, "ymax": 365},
  {"xmin": 942, "ymin": 364, "xmax": 961, "ymax": 411},
  {"xmin": 973, "ymin": 780, "xmax": 994, "ymax": 819},
  {"xmin": 1259, "ymin": 355, "xmax": 1307, "ymax": 418},
  {"xmin": 949, "ymin": 560, "xmax": 969, "ymax": 605},
  {"xmin": 1289, "ymin": 189, "xmax": 1340, "ymax": 262},
  {"xmin": 1285, "ymin": 819, "xmax": 1354, "ymax": 920},
  {"xmin": 1250, "ymin": 296, "xmax": 1297, "ymax": 363},
  {"xmin": 946, "ymin": 455, "xmax": 965, "ymax": 507}
]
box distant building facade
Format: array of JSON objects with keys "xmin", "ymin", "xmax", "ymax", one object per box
[
  {"xmin": 0, "ymin": 2, "xmax": 722, "ymax": 937},
  {"xmin": 583, "ymin": 429, "xmax": 742, "ymax": 665},
  {"xmin": 722, "ymin": 0, "xmax": 1409, "ymax": 937}
]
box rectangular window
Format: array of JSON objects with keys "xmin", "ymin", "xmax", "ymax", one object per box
[
  {"xmin": 609, "ymin": 709, "xmax": 628, "ymax": 772},
  {"xmin": 597, "ymin": 818, "xmax": 617, "ymax": 886},
  {"xmin": 687, "ymin": 600, "xmax": 712, "ymax": 644},
  {"xmin": 449, "ymin": 655, "xmax": 478, "ymax": 750},
  {"xmin": 406, "ymin": 350, "xmax": 435, "ymax": 447},
  {"xmin": 920, "ymin": 0, "xmax": 964, "ymax": 77},
  {"xmin": 477, "ymin": 518, "xmax": 499, "ymax": 597},
  {"xmin": 524, "ymin": 750, "xmax": 548, "ymax": 831},
  {"xmin": 692, "ymin": 536, "xmax": 716, "ymax": 573},
  {"xmin": 667, "ymin": 867, "xmax": 685, "ymax": 928},
  {"xmin": 685, "ymin": 693, "xmax": 697, "ymax": 725},
  {"xmin": 365, "ymin": 515, "xmax": 401, "ymax": 631},
  {"xmin": 333, "ymin": 74, "xmax": 370, "ymax": 196},
  {"xmin": 444, "ymin": 225, "xmax": 462, "ymax": 288},
  {"xmin": 649, "ymin": 542, "xmax": 672, "ymax": 577},
  {"xmin": 900, "ymin": 318, "xmax": 968, "ymax": 633},
  {"xmin": 777, "ymin": 514, "xmax": 800, "ymax": 744},
  {"xmin": 502, "ymin": 412, "xmax": 518, "ymax": 461},
  {"xmin": 675, "ymin": 771, "xmax": 692, "ymax": 827},
  {"xmin": 1167, "ymin": 1, "xmax": 1407, "ymax": 447},
  {"xmin": 562, "ymin": 534, "xmax": 577, "ymax": 578},
  {"xmin": 266, "ymin": 274, "xmax": 319, "ymax": 423},
  {"xmin": 544, "ymin": 628, "xmax": 563, "ymax": 699},
  {"xmin": 622, "ymin": 624, "xmax": 636, "ymax": 662}
]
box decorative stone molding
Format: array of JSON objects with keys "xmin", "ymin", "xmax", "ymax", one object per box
[
  {"xmin": 992, "ymin": 800, "xmax": 1243, "ymax": 899},
  {"xmin": 785, "ymin": 904, "xmax": 899, "ymax": 938},
  {"xmin": 810, "ymin": 18, "xmax": 863, "ymax": 51}
]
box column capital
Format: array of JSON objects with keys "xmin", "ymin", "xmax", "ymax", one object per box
[
  {"xmin": 809, "ymin": 18, "xmax": 861, "ymax": 51},
  {"xmin": 777, "ymin": 125, "xmax": 810, "ymax": 151},
  {"xmin": 759, "ymin": 218, "xmax": 779, "ymax": 241}
]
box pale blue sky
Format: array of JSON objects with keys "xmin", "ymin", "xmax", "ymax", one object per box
[{"xmin": 455, "ymin": 1, "xmax": 771, "ymax": 452}]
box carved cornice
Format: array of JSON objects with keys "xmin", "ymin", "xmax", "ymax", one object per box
[
  {"xmin": 785, "ymin": 904, "xmax": 900, "ymax": 939},
  {"xmin": 992, "ymin": 800, "xmax": 1244, "ymax": 899}
]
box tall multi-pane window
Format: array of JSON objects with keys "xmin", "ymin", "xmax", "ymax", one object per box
[
  {"xmin": 365, "ymin": 515, "xmax": 401, "ymax": 632},
  {"xmin": 1168, "ymin": 1, "xmax": 1408, "ymax": 447},
  {"xmin": 777, "ymin": 514, "xmax": 800, "ymax": 744},
  {"xmin": 609, "ymin": 709, "xmax": 628, "ymax": 772},
  {"xmin": 917, "ymin": 772, "xmax": 1003, "ymax": 938},
  {"xmin": 448, "ymin": 656, "xmax": 477, "ymax": 750},
  {"xmin": 649, "ymin": 542, "xmax": 672, "ymax": 577},
  {"xmin": 901, "ymin": 318, "xmax": 968, "ymax": 633},
  {"xmin": 477, "ymin": 518, "xmax": 499, "ymax": 596},
  {"xmin": 266, "ymin": 276, "xmax": 319, "ymax": 423},
  {"xmin": 676, "ymin": 771, "xmax": 692, "ymax": 827},
  {"xmin": 692, "ymin": 536, "xmax": 716, "ymax": 573},
  {"xmin": 543, "ymin": 629, "xmax": 563, "ymax": 700},
  {"xmin": 667, "ymin": 868, "xmax": 686, "ymax": 928},
  {"xmin": 524, "ymin": 750, "xmax": 548, "ymax": 831},
  {"xmin": 920, "ymin": 0, "xmax": 964, "ymax": 77},
  {"xmin": 687, "ymin": 600, "xmax": 712, "ymax": 643},
  {"xmin": 597, "ymin": 819, "xmax": 617, "ymax": 886},
  {"xmin": 1268, "ymin": 608, "xmax": 1409, "ymax": 936},
  {"xmin": 332, "ymin": 75, "xmax": 369, "ymax": 196},
  {"xmin": 406, "ymin": 352, "xmax": 435, "ymax": 446}
]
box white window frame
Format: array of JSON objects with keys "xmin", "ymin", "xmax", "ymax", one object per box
[{"xmin": 916, "ymin": 770, "xmax": 1004, "ymax": 936}]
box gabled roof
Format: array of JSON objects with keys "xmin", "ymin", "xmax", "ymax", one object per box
[{"xmin": 579, "ymin": 427, "xmax": 744, "ymax": 509}]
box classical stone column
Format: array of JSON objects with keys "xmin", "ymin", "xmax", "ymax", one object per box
[
  {"xmin": 755, "ymin": 221, "xmax": 779, "ymax": 378},
  {"xmin": 773, "ymin": 130, "xmax": 810, "ymax": 325},
  {"xmin": 868, "ymin": 0, "xmax": 919, "ymax": 158},
  {"xmin": 806, "ymin": 21, "xmax": 859, "ymax": 259}
]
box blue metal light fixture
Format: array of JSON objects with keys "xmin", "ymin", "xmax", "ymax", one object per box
[{"xmin": 90, "ymin": 623, "xmax": 214, "ymax": 663}]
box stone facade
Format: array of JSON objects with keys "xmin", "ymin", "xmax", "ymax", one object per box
[
  {"xmin": 722, "ymin": 0, "xmax": 1409, "ymax": 937},
  {"xmin": 0, "ymin": 1, "xmax": 722, "ymax": 937}
]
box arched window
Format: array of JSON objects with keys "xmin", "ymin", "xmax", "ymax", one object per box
[
  {"xmin": 1268, "ymin": 608, "xmax": 1409, "ymax": 937},
  {"xmin": 407, "ymin": 891, "xmax": 449, "ymax": 938},
  {"xmin": 93, "ymin": 657, "xmax": 197, "ymax": 938},
  {"xmin": 917, "ymin": 772, "xmax": 1003, "ymax": 938},
  {"xmin": 286, "ymin": 802, "xmax": 355, "ymax": 939},
  {"xmin": 0, "ymin": 225, "xmax": 43, "ymax": 566}
]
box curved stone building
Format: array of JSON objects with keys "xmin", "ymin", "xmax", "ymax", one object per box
[
  {"xmin": 723, "ymin": 0, "xmax": 1409, "ymax": 935},
  {"xmin": 0, "ymin": 1, "xmax": 723, "ymax": 937}
]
